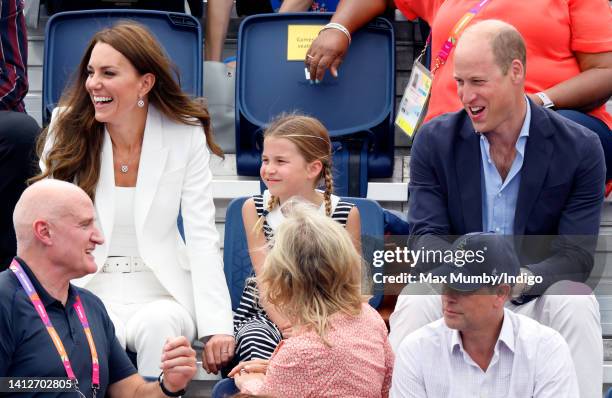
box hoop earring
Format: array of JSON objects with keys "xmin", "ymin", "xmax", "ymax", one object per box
[{"xmin": 137, "ymin": 97, "xmax": 145, "ymax": 108}]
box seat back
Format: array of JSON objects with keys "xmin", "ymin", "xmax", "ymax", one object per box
[
  {"xmin": 223, "ymin": 196, "xmax": 385, "ymax": 310},
  {"xmin": 43, "ymin": 9, "xmax": 202, "ymax": 124},
  {"xmin": 46, "ymin": 0, "xmax": 203, "ymax": 17},
  {"xmin": 223, "ymin": 197, "xmax": 252, "ymax": 310},
  {"xmin": 345, "ymin": 197, "xmax": 385, "ymax": 308},
  {"xmin": 235, "ymin": 13, "xmax": 395, "ymax": 197},
  {"xmin": 211, "ymin": 378, "xmax": 239, "ymax": 398}
]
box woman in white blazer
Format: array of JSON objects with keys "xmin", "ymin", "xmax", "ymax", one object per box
[{"xmin": 34, "ymin": 22, "xmax": 234, "ymax": 378}]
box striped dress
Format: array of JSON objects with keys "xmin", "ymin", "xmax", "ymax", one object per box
[{"xmin": 233, "ymin": 190, "xmax": 354, "ymax": 362}]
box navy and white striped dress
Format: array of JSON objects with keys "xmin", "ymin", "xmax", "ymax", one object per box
[{"xmin": 233, "ymin": 190, "xmax": 354, "ymax": 361}]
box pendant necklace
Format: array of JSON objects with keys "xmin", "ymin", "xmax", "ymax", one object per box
[
  {"xmin": 119, "ymin": 155, "xmax": 131, "ymax": 173},
  {"xmin": 117, "ymin": 148, "xmax": 138, "ymax": 174}
]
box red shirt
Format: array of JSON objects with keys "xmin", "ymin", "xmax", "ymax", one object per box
[{"xmin": 395, "ymin": 0, "xmax": 612, "ymax": 128}]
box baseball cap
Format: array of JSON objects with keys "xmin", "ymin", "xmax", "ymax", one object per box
[{"xmin": 430, "ymin": 232, "xmax": 521, "ymax": 292}]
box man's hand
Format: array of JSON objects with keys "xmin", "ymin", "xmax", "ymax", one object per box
[
  {"xmin": 202, "ymin": 334, "xmax": 235, "ymax": 374},
  {"xmin": 159, "ymin": 337, "xmax": 197, "ymax": 393}
]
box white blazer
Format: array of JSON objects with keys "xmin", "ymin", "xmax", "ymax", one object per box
[{"xmin": 43, "ymin": 106, "xmax": 233, "ymax": 338}]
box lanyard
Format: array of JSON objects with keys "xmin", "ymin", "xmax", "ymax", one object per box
[
  {"xmin": 431, "ymin": 0, "xmax": 493, "ymax": 75},
  {"xmin": 9, "ymin": 259, "xmax": 100, "ymax": 397}
]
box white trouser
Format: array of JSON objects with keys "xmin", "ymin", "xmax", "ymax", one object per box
[
  {"xmin": 87, "ymin": 271, "xmax": 197, "ymax": 377},
  {"xmin": 389, "ymin": 280, "xmax": 603, "ymax": 398}
]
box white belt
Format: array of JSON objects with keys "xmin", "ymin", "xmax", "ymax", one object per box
[{"xmin": 102, "ymin": 256, "xmax": 149, "ymax": 273}]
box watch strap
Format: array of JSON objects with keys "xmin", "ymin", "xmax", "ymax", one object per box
[
  {"xmin": 158, "ymin": 373, "xmax": 186, "ymax": 397},
  {"xmin": 535, "ymin": 92, "xmax": 555, "ymax": 109}
]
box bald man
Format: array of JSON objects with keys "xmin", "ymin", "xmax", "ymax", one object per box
[
  {"xmin": 391, "ymin": 20, "xmax": 604, "ymax": 397},
  {"xmin": 0, "ymin": 180, "xmax": 197, "ymax": 398}
]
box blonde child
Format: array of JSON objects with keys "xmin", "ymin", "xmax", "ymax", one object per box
[
  {"xmin": 230, "ymin": 203, "xmax": 392, "ymax": 397},
  {"xmin": 234, "ymin": 114, "xmax": 361, "ymax": 362}
]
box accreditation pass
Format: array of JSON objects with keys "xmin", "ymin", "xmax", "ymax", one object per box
[
  {"xmin": 395, "ymin": 60, "xmax": 432, "ymax": 139},
  {"xmin": 0, "ymin": 377, "xmax": 77, "ymax": 392}
]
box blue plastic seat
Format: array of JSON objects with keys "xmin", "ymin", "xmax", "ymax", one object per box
[
  {"xmin": 211, "ymin": 378, "xmax": 239, "ymax": 398},
  {"xmin": 235, "ymin": 13, "xmax": 395, "ymax": 197},
  {"xmin": 43, "ymin": 9, "xmax": 202, "ymax": 124},
  {"xmin": 223, "ymin": 196, "xmax": 385, "ymax": 310}
]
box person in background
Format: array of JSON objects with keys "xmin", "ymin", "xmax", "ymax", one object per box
[
  {"xmin": 391, "ymin": 233, "xmax": 579, "ymax": 398},
  {"xmin": 230, "ymin": 202, "xmax": 393, "ymax": 397},
  {"xmin": 0, "ymin": 0, "xmax": 41, "ymax": 270},
  {"xmin": 205, "ymin": 0, "xmax": 338, "ymax": 64},
  {"xmin": 34, "ymin": 22, "xmax": 234, "ymax": 377},
  {"xmin": 305, "ymin": 0, "xmax": 612, "ymax": 183},
  {"xmin": 0, "ymin": 179, "xmax": 197, "ymax": 398}
]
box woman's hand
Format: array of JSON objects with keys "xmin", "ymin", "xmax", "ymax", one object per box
[
  {"xmin": 234, "ymin": 372, "xmax": 266, "ymax": 391},
  {"xmin": 228, "ymin": 359, "xmax": 270, "ymax": 377},
  {"xmin": 305, "ymin": 29, "xmax": 350, "ymax": 82}
]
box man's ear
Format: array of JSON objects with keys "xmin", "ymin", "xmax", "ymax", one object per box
[
  {"xmin": 306, "ymin": 160, "xmax": 323, "ymax": 181},
  {"xmin": 32, "ymin": 220, "xmax": 53, "ymax": 246},
  {"xmin": 495, "ymin": 284, "xmax": 512, "ymax": 305},
  {"xmin": 510, "ymin": 59, "xmax": 525, "ymax": 84}
]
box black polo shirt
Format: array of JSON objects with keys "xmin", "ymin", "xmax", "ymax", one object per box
[{"xmin": 0, "ymin": 257, "xmax": 136, "ymax": 397}]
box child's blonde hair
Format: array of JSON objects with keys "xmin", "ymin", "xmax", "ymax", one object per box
[
  {"xmin": 255, "ymin": 113, "xmax": 334, "ymax": 232},
  {"xmin": 259, "ymin": 201, "xmax": 363, "ymax": 345}
]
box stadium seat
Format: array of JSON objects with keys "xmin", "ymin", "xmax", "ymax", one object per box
[
  {"xmin": 223, "ymin": 196, "xmax": 385, "ymax": 310},
  {"xmin": 42, "ymin": 9, "xmax": 202, "ymax": 124},
  {"xmin": 46, "ymin": 0, "xmax": 203, "ymax": 18},
  {"xmin": 235, "ymin": 13, "xmax": 395, "ymax": 197},
  {"xmin": 211, "ymin": 377, "xmax": 239, "ymax": 398}
]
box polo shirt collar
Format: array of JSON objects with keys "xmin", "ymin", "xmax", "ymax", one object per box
[{"xmin": 13, "ymin": 256, "xmax": 77, "ymax": 307}]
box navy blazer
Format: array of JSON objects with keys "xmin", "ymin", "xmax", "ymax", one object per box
[{"xmin": 408, "ymin": 100, "xmax": 605, "ymax": 295}]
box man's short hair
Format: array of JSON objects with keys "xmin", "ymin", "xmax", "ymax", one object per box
[{"xmin": 490, "ymin": 23, "xmax": 527, "ymax": 74}]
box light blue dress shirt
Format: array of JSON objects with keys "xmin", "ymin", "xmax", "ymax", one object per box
[{"xmin": 480, "ymin": 97, "xmax": 531, "ymax": 234}]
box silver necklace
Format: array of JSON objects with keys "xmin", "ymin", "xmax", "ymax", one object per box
[
  {"xmin": 116, "ymin": 149, "xmax": 138, "ymax": 174},
  {"xmin": 119, "ymin": 156, "xmax": 131, "ymax": 173}
]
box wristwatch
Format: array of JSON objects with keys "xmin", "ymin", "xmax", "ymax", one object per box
[
  {"xmin": 158, "ymin": 373, "xmax": 186, "ymax": 397},
  {"xmin": 535, "ymin": 91, "xmax": 555, "ymax": 109}
]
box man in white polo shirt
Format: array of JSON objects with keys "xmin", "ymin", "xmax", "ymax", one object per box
[{"xmin": 390, "ymin": 233, "xmax": 578, "ymax": 398}]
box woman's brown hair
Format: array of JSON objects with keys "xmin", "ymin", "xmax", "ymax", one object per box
[{"xmin": 32, "ymin": 21, "xmax": 223, "ymax": 199}]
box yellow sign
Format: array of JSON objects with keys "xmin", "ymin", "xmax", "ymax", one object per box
[{"xmin": 287, "ymin": 25, "xmax": 323, "ymax": 61}]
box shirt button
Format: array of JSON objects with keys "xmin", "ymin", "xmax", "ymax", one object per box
[{"xmin": 497, "ymin": 193, "xmax": 502, "ymax": 198}]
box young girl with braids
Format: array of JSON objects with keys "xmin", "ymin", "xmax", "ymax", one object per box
[{"xmin": 234, "ymin": 114, "xmax": 361, "ymax": 362}]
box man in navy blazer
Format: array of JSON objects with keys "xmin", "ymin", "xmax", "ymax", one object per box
[{"xmin": 389, "ymin": 20, "xmax": 605, "ymax": 398}]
